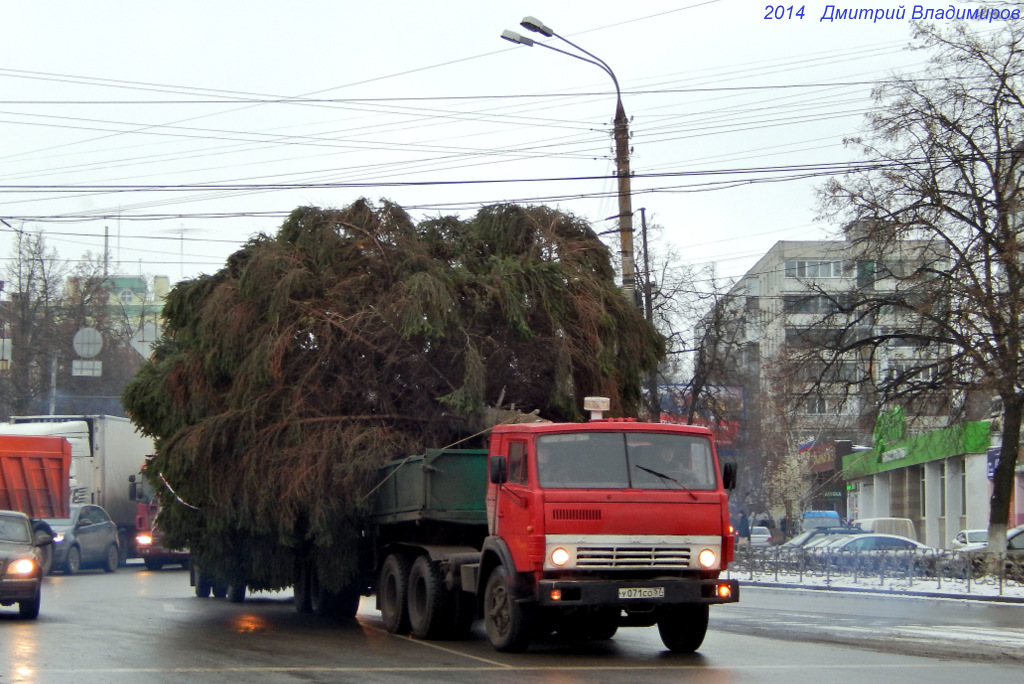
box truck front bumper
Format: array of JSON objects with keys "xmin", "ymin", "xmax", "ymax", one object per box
[{"xmin": 536, "ymin": 577, "xmax": 739, "ymax": 607}]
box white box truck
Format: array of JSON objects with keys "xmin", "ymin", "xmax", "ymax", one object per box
[{"xmin": 0, "ymin": 415, "xmax": 154, "ymax": 564}]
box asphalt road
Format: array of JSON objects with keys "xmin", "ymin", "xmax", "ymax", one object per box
[{"xmin": 2, "ymin": 563, "xmax": 1022, "ymax": 683}]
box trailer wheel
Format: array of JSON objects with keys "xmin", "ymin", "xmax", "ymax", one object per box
[
  {"xmin": 294, "ymin": 558, "xmax": 313, "ymax": 614},
  {"xmin": 379, "ymin": 553, "xmax": 411, "ymax": 634},
  {"xmin": 212, "ymin": 581, "xmax": 228, "ymax": 598},
  {"xmin": 194, "ymin": 573, "xmax": 212, "ymax": 598},
  {"xmin": 227, "ymin": 583, "xmax": 246, "ymax": 603},
  {"xmin": 483, "ymin": 565, "xmax": 534, "ymax": 652},
  {"xmin": 336, "ymin": 586, "xmax": 361, "ymax": 619},
  {"xmin": 408, "ymin": 555, "xmax": 453, "ymax": 639},
  {"xmin": 657, "ymin": 603, "xmax": 708, "ymax": 653}
]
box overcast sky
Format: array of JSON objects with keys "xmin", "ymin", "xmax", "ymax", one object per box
[{"xmin": 1, "ymin": 2, "xmax": 972, "ymax": 289}]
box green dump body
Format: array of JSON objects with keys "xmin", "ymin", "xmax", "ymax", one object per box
[{"xmin": 371, "ymin": 448, "xmax": 489, "ymax": 526}]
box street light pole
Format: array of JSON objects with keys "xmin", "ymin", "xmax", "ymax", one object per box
[{"xmin": 502, "ymin": 17, "xmax": 637, "ymax": 304}]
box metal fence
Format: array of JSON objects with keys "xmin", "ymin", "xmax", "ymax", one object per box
[{"xmin": 727, "ymin": 544, "xmax": 1024, "ymax": 596}]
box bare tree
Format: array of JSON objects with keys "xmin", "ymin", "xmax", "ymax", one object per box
[
  {"xmin": 0, "ymin": 229, "xmax": 67, "ymax": 418},
  {"xmin": 818, "ymin": 21, "xmax": 1024, "ymax": 552}
]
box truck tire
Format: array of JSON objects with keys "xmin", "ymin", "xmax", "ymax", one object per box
[
  {"xmin": 212, "ymin": 581, "xmax": 229, "ymax": 598},
  {"xmin": 379, "ymin": 553, "xmax": 411, "ymax": 634},
  {"xmin": 335, "ymin": 586, "xmax": 361, "ymax": 620},
  {"xmin": 104, "ymin": 544, "xmax": 119, "ymax": 573},
  {"xmin": 408, "ymin": 555, "xmax": 453, "ymax": 639},
  {"xmin": 144, "ymin": 558, "xmax": 165, "ymax": 571},
  {"xmin": 195, "ymin": 573, "xmax": 212, "ymax": 598},
  {"xmin": 65, "ymin": 546, "xmax": 81, "ymax": 575},
  {"xmin": 227, "ymin": 583, "xmax": 246, "ymax": 603},
  {"xmin": 483, "ymin": 565, "xmax": 534, "ymax": 653},
  {"xmin": 657, "ymin": 603, "xmax": 708, "ymax": 653},
  {"xmin": 294, "ymin": 558, "xmax": 313, "ymax": 614},
  {"xmin": 19, "ymin": 585, "xmax": 41, "ymax": 619}
]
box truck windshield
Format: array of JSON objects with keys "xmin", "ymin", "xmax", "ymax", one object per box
[{"xmin": 536, "ymin": 432, "xmax": 716, "ymax": 490}]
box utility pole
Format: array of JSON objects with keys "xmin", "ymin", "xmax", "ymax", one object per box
[{"xmin": 640, "ymin": 208, "xmax": 658, "ymax": 418}]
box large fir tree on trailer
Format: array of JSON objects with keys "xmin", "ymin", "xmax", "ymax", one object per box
[{"xmin": 122, "ymin": 200, "xmax": 662, "ymax": 590}]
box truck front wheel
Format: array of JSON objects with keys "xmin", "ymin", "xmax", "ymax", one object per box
[
  {"xmin": 657, "ymin": 603, "xmax": 708, "ymax": 653},
  {"xmin": 379, "ymin": 553, "xmax": 411, "ymax": 634},
  {"xmin": 483, "ymin": 565, "xmax": 534, "ymax": 653}
]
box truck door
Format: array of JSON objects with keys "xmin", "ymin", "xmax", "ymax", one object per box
[{"xmin": 492, "ymin": 439, "xmax": 534, "ymax": 571}]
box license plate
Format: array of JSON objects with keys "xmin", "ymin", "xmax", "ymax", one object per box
[{"xmin": 618, "ymin": 586, "xmax": 665, "ymax": 599}]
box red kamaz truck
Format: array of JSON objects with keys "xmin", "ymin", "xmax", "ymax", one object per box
[
  {"xmin": 275, "ymin": 397, "xmax": 739, "ymax": 653},
  {"xmin": 129, "ymin": 460, "xmax": 190, "ymax": 571}
]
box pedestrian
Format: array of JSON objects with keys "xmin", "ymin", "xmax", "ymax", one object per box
[
  {"xmin": 738, "ymin": 511, "xmax": 750, "ymax": 545},
  {"xmin": 780, "ymin": 514, "xmax": 789, "ymax": 539}
]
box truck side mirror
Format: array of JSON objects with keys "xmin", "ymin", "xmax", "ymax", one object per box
[
  {"xmin": 722, "ymin": 462, "xmax": 737, "ymax": 491},
  {"xmin": 129, "ymin": 475, "xmax": 138, "ymax": 502},
  {"xmin": 489, "ymin": 455, "xmax": 507, "ymax": 485}
]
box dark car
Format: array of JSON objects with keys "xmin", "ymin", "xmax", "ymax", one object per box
[
  {"xmin": 44, "ymin": 504, "xmax": 120, "ymax": 575},
  {"xmin": 1, "ymin": 509, "xmax": 52, "ymax": 618}
]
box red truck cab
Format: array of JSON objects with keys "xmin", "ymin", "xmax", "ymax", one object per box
[{"xmin": 477, "ymin": 399, "xmax": 737, "ymax": 651}]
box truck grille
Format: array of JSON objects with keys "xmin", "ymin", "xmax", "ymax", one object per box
[{"xmin": 576, "ymin": 545, "xmax": 691, "ymax": 569}]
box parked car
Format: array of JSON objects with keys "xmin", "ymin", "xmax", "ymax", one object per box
[
  {"xmin": 0, "ymin": 509, "xmax": 52, "ymax": 618},
  {"xmin": 783, "ymin": 526, "xmax": 865, "ymax": 547},
  {"xmin": 813, "ymin": 533, "xmax": 939, "ymax": 575},
  {"xmin": 43, "ymin": 504, "xmax": 120, "ymax": 575},
  {"xmin": 852, "ymin": 517, "xmax": 917, "ymax": 541},
  {"xmin": 951, "ymin": 528, "xmax": 987, "ymax": 551},
  {"xmin": 749, "ymin": 525, "xmax": 772, "ymax": 546}
]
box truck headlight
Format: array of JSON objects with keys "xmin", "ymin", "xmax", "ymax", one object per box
[
  {"xmin": 9, "ymin": 558, "xmax": 36, "ymax": 575},
  {"xmin": 697, "ymin": 549, "xmax": 717, "ymax": 568},
  {"xmin": 136, "ymin": 534, "xmax": 154, "ymax": 546},
  {"xmin": 550, "ymin": 547, "xmax": 571, "ymax": 567}
]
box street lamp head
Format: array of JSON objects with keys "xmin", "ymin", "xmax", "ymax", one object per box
[
  {"xmin": 501, "ymin": 29, "xmax": 534, "ymax": 46},
  {"xmin": 520, "ymin": 16, "xmax": 553, "ymax": 37}
]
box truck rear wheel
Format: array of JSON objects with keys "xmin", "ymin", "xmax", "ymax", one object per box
[
  {"xmin": 657, "ymin": 603, "xmax": 708, "ymax": 653},
  {"xmin": 379, "ymin": 553, "xmax": 411, "ymax": 634},
  {"xmin": 483, "ymin": 565, "xmax": 534, "ymax": 652},
  {"xmin": 408, "ymin": 555, "xmax": 453, "ymax": 639}
]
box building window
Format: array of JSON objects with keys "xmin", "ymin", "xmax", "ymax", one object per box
[
  {"xmin": 920, "ymin": 469, "xmax": 927, "ymax": 518},
  {"xmin": 783, "ymin": 294, "xmax": 849, "ymax": 314},
  {"xmin": 784, "ymin": 260, "xmax": 846, "ymax": 278},
  {"xmin": 885, "ymin": 362, "xmax": 937, "ymax": 383},
  {"xmin": 804, "ymin": 396, "xmax": 828, "ymax": 414},
  {"xmin": 939, "ymin": 462, "xmax": 946, "ymax": 518},
  {"xmin": 960, "ymin": 457, "xmax": 967, "ymax": 516}
]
